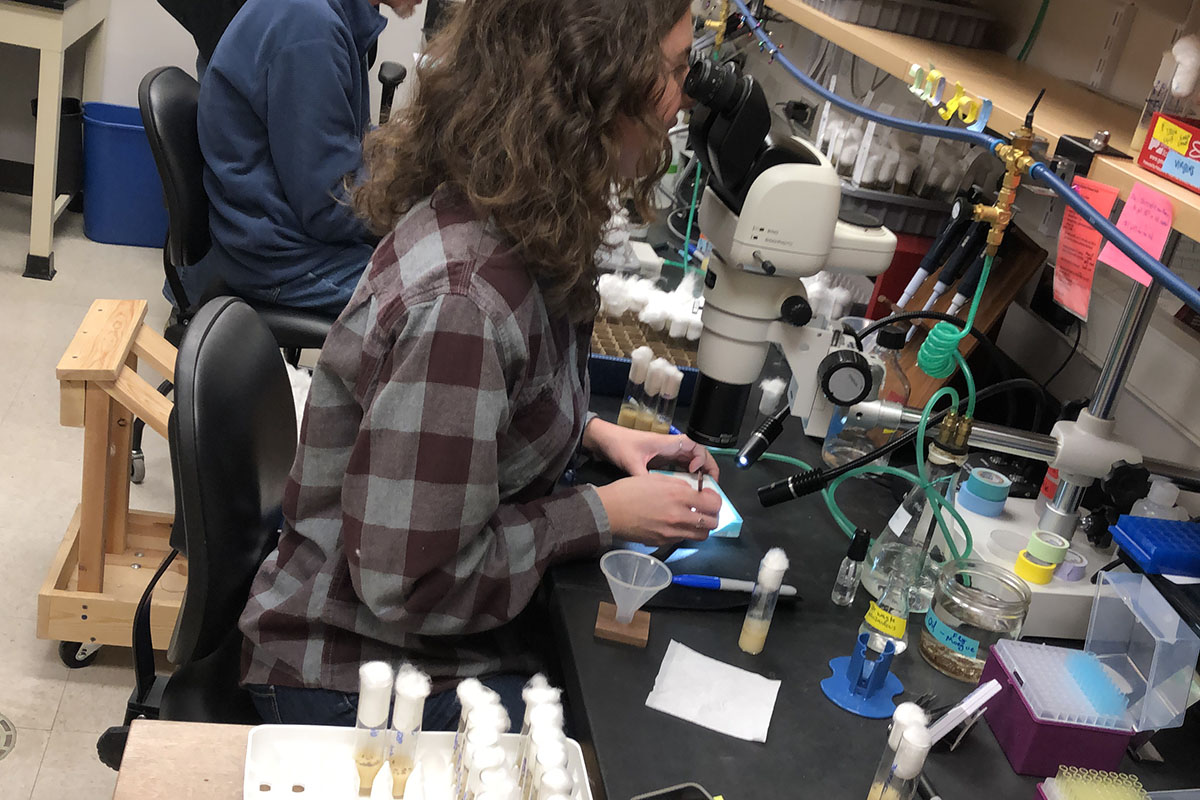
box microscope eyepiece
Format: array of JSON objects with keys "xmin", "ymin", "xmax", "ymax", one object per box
[{"xmin": 684, "ymin": 59, "xmax": 744, "ymax": 115}]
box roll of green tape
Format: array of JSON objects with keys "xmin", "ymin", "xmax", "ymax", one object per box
[
  {"xmin": 1026, "ymin": 529, "xmax": 1070, "ymax": 565},
  {"xmin": 966, "ymin": 467, "xmax": 1012, "ymax": 503}
]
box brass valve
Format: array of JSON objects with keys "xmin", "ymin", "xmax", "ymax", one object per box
[
  {"xmin": 705, "ymin": 0, "xmax": 731, "ymax": 51},
  {"xmin": 970, "ymin": 90, "xmax": 1046, "ymax": 258},
  {"xmin": 933, "ymin": 411, "xmax": 972, "ymax": 456}
]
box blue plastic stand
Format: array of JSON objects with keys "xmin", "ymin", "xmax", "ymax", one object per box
[{"xmin": 820, "ymin": 632, "xmax": 905, "ymax": 718}]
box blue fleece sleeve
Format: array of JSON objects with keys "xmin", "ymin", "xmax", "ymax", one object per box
[{"xmin": 265, "ymin": 36, "xmax": 372, "ymax": 245}]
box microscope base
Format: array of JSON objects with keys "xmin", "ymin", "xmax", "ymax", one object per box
[{"xmin": 952, "ymin": 498, "xmax": 1117, "ymax": 641}]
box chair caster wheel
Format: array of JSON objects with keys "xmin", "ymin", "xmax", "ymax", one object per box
[
  {"xmin": 59, "ymin": 641, "xmax": 101, "ymax": 668},
  {"xmin": 130, "ymin": 451, "xmax": 146, "ymax": 484}
]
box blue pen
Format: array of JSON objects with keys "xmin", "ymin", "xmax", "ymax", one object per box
[{"xmin": 674, "ymin": 574, "xmax": 798, "ymax": 597}]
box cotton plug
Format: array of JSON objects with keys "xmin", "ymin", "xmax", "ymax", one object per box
[
  {"xmin": 758, "ymin": 377, "xmax": 788, "ymax": 416},
  {"xmin": 638, "ymin": 295, "xmax": 669, "ymax": 330},
  {"xmin": 1172, "ymin": 36, "xmax": 1200, "ymax": 98}
]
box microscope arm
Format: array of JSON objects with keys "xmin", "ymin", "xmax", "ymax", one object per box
[{"xmin": 850, "ymin": 400, "xmax": 1200, "ymax": 493}]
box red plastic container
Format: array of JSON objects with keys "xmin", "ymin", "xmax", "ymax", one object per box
[{"xmin": 1138, "ymin": 112, "xmax": 1200, "ymax": 196}]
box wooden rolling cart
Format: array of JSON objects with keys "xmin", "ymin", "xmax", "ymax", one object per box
[{"xmin": 37, "ymin": 299, "xmax": 187, "ymax": 668}]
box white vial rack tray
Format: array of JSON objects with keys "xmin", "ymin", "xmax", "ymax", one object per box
[
  {"xmin": 993, "ymin": 640, "xmax": 1131, "ymax": 732},
  {"xmin": 244, "ymin": 726, "xmax": 594, "ymax": 800}
]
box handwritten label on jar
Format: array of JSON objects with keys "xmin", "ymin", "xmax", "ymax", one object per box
[
  {"xmin": 885, "ymin": 506, "xmax": 911, "ymax": 537},
  {"xmin": 924, "ymin": 611, "xmax": 979, "ymax": 659},
  {"xmin": 865, "ymin": 602, "xmax": 907, "ymax": 639}
]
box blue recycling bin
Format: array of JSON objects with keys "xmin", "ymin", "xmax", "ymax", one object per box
[{"xmin": 82, "ymin": 103, "xmax": 168, "ymax": 247}]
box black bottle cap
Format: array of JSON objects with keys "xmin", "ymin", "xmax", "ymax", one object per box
[
  {"xmin": 847, "ymin": 527, "xmax": 871, "ymax": 561},
  {"xmin": 876, "ymin": 325, "xmax": 905, "ymax": 351}
]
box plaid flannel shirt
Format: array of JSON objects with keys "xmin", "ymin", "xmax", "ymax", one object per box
[{"xmin": 239, "ymin": 189, "xmax": 611, "ymax": 692}]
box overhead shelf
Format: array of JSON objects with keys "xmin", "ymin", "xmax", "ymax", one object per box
[
  {"xmin": 768, "ymin": 0, "xmax": 1142, "ymax": 153},
  {"xmin": 1089, "ymin": 156, "xmax": 1200, "ymax": 244},
  {"xmin": 767, "ymin": 1, "xmax": 1200, "ymax": 243}
]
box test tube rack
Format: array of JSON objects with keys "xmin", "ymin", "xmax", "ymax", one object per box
[
  {"xmin": 36, "ymin": 299, "xmax": 185, "ymax": 655},
  {"xmin": 590, "ymin": 314, "xmax": 697, "ymax": 368}
]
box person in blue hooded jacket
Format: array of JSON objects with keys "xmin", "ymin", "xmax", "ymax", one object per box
[{"xmin": 194, "ymin": 0, "xmax": 422, "ymax": 315}]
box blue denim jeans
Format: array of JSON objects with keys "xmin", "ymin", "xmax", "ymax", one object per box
[{"xmin": 246, "ymin": 673, "xmax": 529, "ymax": 732}]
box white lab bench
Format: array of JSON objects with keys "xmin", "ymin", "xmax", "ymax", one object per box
[{"xmin": 1, "ymin": 0, "xmax": 109, "ymax": 280}]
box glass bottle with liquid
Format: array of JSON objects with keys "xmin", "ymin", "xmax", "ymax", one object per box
[
  {"xmin": 867, "ymin": 327, "xmax": 911, "ymax": 452},
  {"xmin": 832, "ymin": 527, "xmax": 871, "ymax": 607},
  {"xmin": 861, "ymin": 451, "xmax": 963, "ymax": 614},
  {"xmin": 860, "ymin": 545, "xmax": 916, "ymax": 655}
]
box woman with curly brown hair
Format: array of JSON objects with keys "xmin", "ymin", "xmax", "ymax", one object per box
[{"xmin": 239, "ymin": 0, "xmax": 720, "ymax": 729}]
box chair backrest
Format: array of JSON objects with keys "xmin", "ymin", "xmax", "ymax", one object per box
[
  {"xmin": 168, "ymin": 297, "xmax": 297, "ymax": 665},
  {"xmin": 138, "ymin": 66, "xmax": 211, "ymax": 303}
]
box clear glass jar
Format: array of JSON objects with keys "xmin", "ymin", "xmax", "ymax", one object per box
[{"xmin": 919, "ymin": 559, "xmax": 1031, "ymax": 683}]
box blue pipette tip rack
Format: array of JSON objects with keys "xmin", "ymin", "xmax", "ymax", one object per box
[
  {"xmin": 820, "ymin": 632, "xmax": 905, "ymax": 719},
  {"xmin": 1065, "ymin": 651, "xmax": 1129, "ymax": 719},
  {"xmin": 1109, "ymin": 516, "xmax": 1200, "ymax": 577}
]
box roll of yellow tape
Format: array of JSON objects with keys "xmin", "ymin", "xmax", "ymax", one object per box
[{"xmin": 1014, "ymin": 549, "xmax": 1055, "ymax": 585}]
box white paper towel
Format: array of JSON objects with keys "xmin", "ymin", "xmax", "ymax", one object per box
[{"xmin": 645, "ymin": 640, "xmax": 781, "ymax": 743}]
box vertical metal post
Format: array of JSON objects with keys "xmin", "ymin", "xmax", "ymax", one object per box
[
  {"xmin": 1087, "ymin": 280, "xmax": 1162, "ymax": 420},
  {"xmin": 1038, "ymin": 232, "xmax": 1178, "ymax": 539}
]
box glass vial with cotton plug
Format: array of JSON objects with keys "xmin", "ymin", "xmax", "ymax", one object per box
[
  {"xmin": 868, "ymin": 703, "xmax": 928, "ymax": 793},
  {"xmin": 389, "ymin": 664, "xmax": 431, "ymax": 799},
  {"xmin": 617, "ymin": 346, "xmax": 654, "ymax": 428},
  {"xmin": 652, "ymin": 366, "xmax": 683, "ymax": 433},
  {"xmin": 517, "ymin": 680, "xmax": 560, "ymax": 794},
  {"xmin": 866, "ymin": 724, "xmax": 932, "ymax": 800},
  {"xmin": 832, "ymin": 527, "xmax": 872, "ymax": 607},
  {"xmin": 634, "ymin": 359, "xmax": 669, "ymax": 431},
  {"xmin": 355, "ymin": 661, "xmax": 394, "ymax": 797},
  {"xmin": 519, "ymin": 705, "xmax": 564, "ymax": 800},
  {"xmin": 738, "ymin": 548, "xmax": 789, "ymax": 655},
  {"xmin": 452, "ymin": 680, "xmax": 497, "ymax": 794}
]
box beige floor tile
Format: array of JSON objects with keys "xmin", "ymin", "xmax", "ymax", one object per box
[
  {"xmin": 0, "ymin": 617, "xmax": 67, "ymax": 732},
  {"xmin": 0, "ymin": 525, "xmax": 66, "ymax": 620},
  {"xmin": 52, "ymin": 650, "xmax": 135, "ymax": 735},
  {"xmin": 0, "ymin": 726, "xmax": 50, "ymax": 800},
  {"xmin": 29, "ymin": 729, "xmax": 117, "ymax": 800},
  {"xmin": 0, "ymin": 448, "xmax": 85, "ymax": 537}
]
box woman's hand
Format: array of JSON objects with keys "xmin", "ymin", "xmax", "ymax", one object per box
[
  {"xmin": 582, "ymin": 419, "xmax": 719, "ymax": 481},
  {"xmin": 594, "ymin": 475, "xmax": 723, "ymax": 547}
]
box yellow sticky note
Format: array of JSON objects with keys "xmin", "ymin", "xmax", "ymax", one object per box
[
  {"xmin": 1153, "ymin": 116, "xmax": 1192, "ymax": 156},
  {"xmin": 865, "ymin": 601, "xmax": 907, "ymax": 639}
]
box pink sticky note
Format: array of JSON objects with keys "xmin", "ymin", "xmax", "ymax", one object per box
[
  {"xmin": 1097, "ymin": 182, "xmax": 1174, "ymax": 286},
  {"xmin": 1054, "ymin": 177, "xmax": 1120, "ymax": 320}
]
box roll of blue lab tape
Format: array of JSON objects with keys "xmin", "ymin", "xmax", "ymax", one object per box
[
  {"xmin": 956, "ymin": 483, "xmax": 1006, "ymax": 517},
  {"xmin": 965, "ymin": 467, "xmax": 1012, "ymax": 503}
]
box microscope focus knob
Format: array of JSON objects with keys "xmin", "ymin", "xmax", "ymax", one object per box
[
  {"xmin": 780, "ymin": 295, "xmax": 813, "ymax": 327},
  {"xmin": 817, "ymin": 349, "xmax": 873, "ymax": 406}
]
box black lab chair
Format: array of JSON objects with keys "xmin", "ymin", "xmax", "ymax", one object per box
[{"xmin": 99, "ymin": 297, "xmax": 297, "ymax": 767}]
